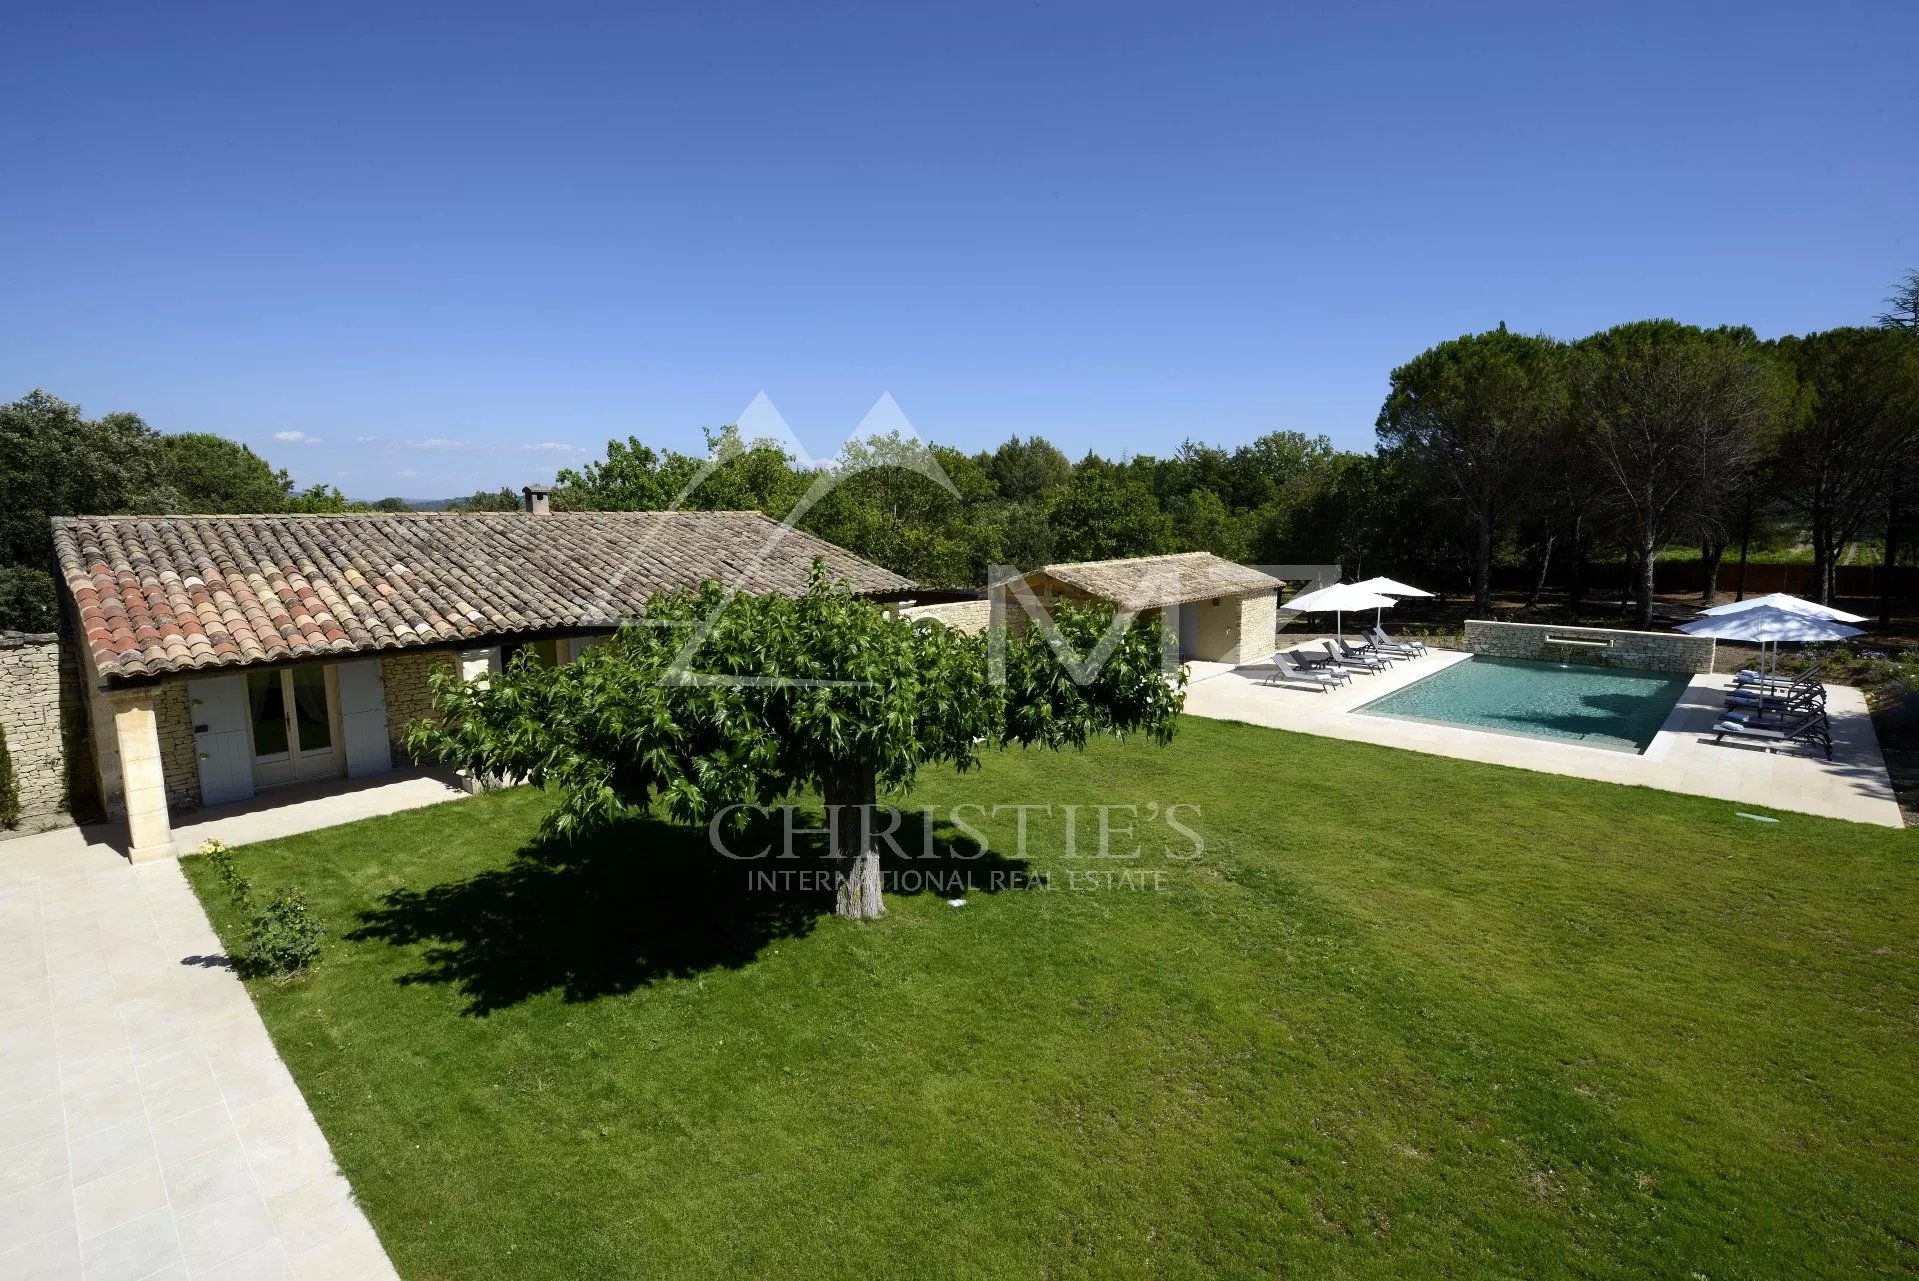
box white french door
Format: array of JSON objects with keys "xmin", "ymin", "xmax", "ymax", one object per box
[{"xmin": 245, "ymin": 667, "xmax": 344, "ymax": 788}]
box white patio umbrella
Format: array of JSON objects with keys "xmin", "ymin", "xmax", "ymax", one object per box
[
  {"xmin": 1351, "ymin": 575, "xmax": 1434, "ymax": 627},
  {"xmin": 1678, "ymin": 604, "xmax": 1863, "ymax": 677},
  {"xmin": 1697, "ymin": 592, "xmax": 1867, "ymax": 624},
  {"xmin": 1280, "ymin": 583, "xmax": 1397, "ymax": 640}
]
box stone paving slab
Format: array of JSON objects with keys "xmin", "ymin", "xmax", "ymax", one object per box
[
  {"xmin": 1186, "ymin": 646, "xmax": 1904, "ymax": 828},
  {"xmin": 0, "ymin": 797, "xmax": 429, "ymax": 1280}
]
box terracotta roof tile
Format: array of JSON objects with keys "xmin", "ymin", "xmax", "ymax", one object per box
[{"xmin": 54, "ymin": 511, "xmax": 911, "ymax": 680}]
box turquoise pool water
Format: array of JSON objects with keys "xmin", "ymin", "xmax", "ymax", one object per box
[{"xmin": 1355, "ymin": 656, "xmax": 1693, "ymax": 753}]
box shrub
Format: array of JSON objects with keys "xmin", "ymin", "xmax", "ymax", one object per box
[
  {"xmin": 0, "ymin": 720, "xmax": 18, "ymax": 830},
  {"xmin": 198, "ymin": 838, "xmax": 324, "ymax": 981}
]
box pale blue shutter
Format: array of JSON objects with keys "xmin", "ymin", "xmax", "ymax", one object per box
[
  {"xmin": 335, "ymin": 660, "xmax": 394, "ymax": 779},
  {"xmin": 187, "ymin": 674, "xmax": 255, "ymax": 807}
]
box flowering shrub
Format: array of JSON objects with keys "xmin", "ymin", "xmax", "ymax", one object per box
[{"xmin": 197, "ymin": 838, "xmax": 324, "ymax": 982}]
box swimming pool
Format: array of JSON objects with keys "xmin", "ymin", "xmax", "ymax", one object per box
[{"xmin": 1354, "ymin": 655, "xmax": 1693, "ymax": 753}]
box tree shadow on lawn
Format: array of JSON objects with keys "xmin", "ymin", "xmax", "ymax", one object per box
[{"xmin": 347, "ymin": 809, "xmax": 1029, "ymax": 1015}]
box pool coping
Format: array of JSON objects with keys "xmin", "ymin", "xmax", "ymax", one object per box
[
  {"xmin": 1349, "ymin": 654, "xmax": 1694, "ymax": 756},
  {"xmin": 1180, "ymin": 644, "xmax": 1904, "ymax": 828}
]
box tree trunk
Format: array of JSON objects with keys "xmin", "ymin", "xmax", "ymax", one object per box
[
  {"xmin": 1700, "ymin": 538, "xmax": 1726, "ymax": 607},
  {"xmin": 825, "ymin": 763, "xmax": 884, "ymax": 920},
  {"xmin": 1634, "ymin": 543, "xmax": 1657, "ymax": 629},
  {"xmin": 1734, "ymin": 500, "xmax": 1753, "ymax": 602},
  {"xmin": 1881, "ymin": 491, "xmax": 1901, "ymax": 629},
  {"xmin": 1472, "ymin": 506, "xmax": 1494, "ymax": 615},
  {"xmin": 1566, "ymin": 516, "xmax": 1587, "ymax": 618},
  {"xmin": 1524, "ymin": 535, "xmax": 1554, "ymax": 610},
  {"xmin": 1809, "ymin": 511, "xmax": 1833, "ymax": 605}
]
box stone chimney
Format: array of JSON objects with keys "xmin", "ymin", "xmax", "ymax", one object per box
[{"xmin": 521, "ymin": 484, "xmax": 552, "ymax": 515}]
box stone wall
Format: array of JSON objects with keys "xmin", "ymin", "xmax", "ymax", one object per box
[
  {"xmin": 154, "ymin": 681, "xmax": 200, "ymax": 813},
  {"xmin": 900, "ymin": 599, "xmax": 991, "ymax": 634},
  {"xmin": 381, "ymin": 649, "xmax": 460, "ymax": 759},
  {"xmin": 0, "ymin": 633, "xmax": 73, "ymax": 833},
  {"xmin": 1463, "ymin": 619, "xmax": 1714, "ymax": 673},
  {"xmin": 1186, "ymin": 591, "xmax": 1277, "ymax": 664},
  {"xmin": 1234, "ymin": 592, "xmax": 1277, "ymax": 665}
]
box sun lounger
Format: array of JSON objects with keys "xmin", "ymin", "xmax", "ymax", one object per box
[
  {"xmin": 1711, "ymin": 711, "xmax": 1832, "ymax": 760},
  {"xmin": 1264, "ymin": 651, "xmax": 1344, "ymax": 691},
  {"xmin": 1363, "ymin": 627, "xmax": 1422, "ymax": 658},
  {"xmin": 1327, "ymin": 639, "xmax": 1389, "ymax": 673},
  {"xmin": 1288, "ymin": 650, "xmax": 1351, "ymax": 685},
  {"xmin": 1724, "ymin": 685, "xmax": 1824, "ymax": 715},
  {"xmin": 1366, "ymin": 626, "xmax": 1426, "ymax": 656},
  {"xmin": 1730, "ymin": 659, "xmax": 1824, "ymax": 691}
]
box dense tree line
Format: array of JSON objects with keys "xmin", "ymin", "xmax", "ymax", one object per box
[
  {"xmin": 546, "ymin": 425, "xmax": 1421, "ymax": 594},
  {"xmin": 6, "ymin": 272, "xmax": 1915, "ymax": 633},
  {"xmin": 1379, "ymin": 306, "xmax": 1919, "ymax": 625},
  {"xmin": 0, "ymin": 391, "xmax": 382, "ymax": 629}
]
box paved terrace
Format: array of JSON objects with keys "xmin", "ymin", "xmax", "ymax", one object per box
[
  {"xmin": 0, "ymin": 770, "xmax": 462, "ymax": 1281},
  {"xmin": 1184, "ymin": 645, "xmax": 1903, "ymax": 828}
]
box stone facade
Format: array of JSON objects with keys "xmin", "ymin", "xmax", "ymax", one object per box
[
  {"xmin": 153, "ymin": 681, "xmax": 200, "ymax": 813},
  {"xmin": 1192, "ymin": 591, "xmax": 1278, "ymax": 665},
  {"xmin": 0, "ymin": 633, "xmax": 76, "ymax": 834},
  {"xmin": 1464, "ymin": 619, "xmax": 1714, "ymax": 674},
  {"xmin": 900, "ymin": 599, "xmax": 991, "ymax": 634},
  {"xmin": 380, "ymin": 648, "xmax": 460, "ymax": 759},
  {"xmin": 88, "ymin": 676, "xmax": 201, "ymax": 822},
  {"xmin": 1003, "ymin": 574, "xmax": 1278, "ymax": 666}
]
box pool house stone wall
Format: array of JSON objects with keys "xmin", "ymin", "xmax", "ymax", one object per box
[{"xmin": 1463, "ymin": 619, "xmax": 1714, "ymax": 674}]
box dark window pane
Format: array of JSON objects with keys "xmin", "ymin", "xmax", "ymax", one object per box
[
  {"xmin": 291, "ymin": 668, "xmax": 331, "ymax": 751},
  {"xmin": 248, "ymin": 672, "xmax": 288, "ymax": 757}
]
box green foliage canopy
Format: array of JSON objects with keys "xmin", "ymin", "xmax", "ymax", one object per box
[{"xmin": 411, "ymin": 569, "xmax": 1185, "ymax": 915}]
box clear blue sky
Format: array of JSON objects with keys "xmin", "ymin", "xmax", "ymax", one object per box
[{"xmin": 4, "ymin": 1, "xmax": 1913, "ymax": 498}]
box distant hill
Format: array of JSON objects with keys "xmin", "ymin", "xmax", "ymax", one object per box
[{"xmin": 344, "ymin": 498, "xmax": 464, "ymax": 511}]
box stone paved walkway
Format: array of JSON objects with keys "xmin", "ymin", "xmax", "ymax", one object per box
[{"xmin": 0, "ymin": 777, "xmax": 465, "ymax": 1279}]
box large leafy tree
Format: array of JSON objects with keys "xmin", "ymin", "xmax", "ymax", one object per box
[
  {"xmin": 987, "ymin": 435, "xmax": 1072, "ymax": 502},
  {"xmin": 0, "ymin": 390, "xmax": 166, "ymax": 568},
  {"xmin": 412, "ymin": 571, "xmax": 1184, "ymax": 920},
  {"xmin": 1877, "ymin": 268, "xmax": 1919, "ymax": 331},
  {"xmin": 151, "ymin": 433, "xmax": 295, "ymax": 513},
  {"xmin": 1772, "ymin": 327, "xmax": 1919, "ymax": 603},
  {"xmin": 1046, "ymin": 466, "xmax": 1175, "ymax": 562},
  {"xmin": 1572, "ymin": 322, "xmax": 1787, "ymax": 626},
  {"xmin": 1377, "ymin": 327, "xmax": 1568, "ymax": 613}
]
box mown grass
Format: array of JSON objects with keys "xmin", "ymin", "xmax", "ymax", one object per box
[{"xmin": 185, "ymin": 717, "xmax": 1919, "ymax": 1279}]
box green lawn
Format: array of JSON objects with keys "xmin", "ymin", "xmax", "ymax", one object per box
[{"xmin": 186, "ymin": 717, "xmax": 1919, "ymax": 1280}]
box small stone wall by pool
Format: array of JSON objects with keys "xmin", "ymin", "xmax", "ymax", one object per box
[{"xmin": 1463, "ymin": 619, "xmax": 1714, "ymax": 674}]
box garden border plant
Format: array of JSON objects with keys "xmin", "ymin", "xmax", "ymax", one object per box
[{"xmin": 198, "ymin": 837, "xmax": 326, "ymax": 981}]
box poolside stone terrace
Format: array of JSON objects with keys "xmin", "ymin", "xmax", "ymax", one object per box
[{"xmin": 1184, "ymin": 646, "xmax": 1903, "ymax": 828}]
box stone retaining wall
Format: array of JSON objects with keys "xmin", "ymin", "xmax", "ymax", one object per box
[
  {"xmin": 0, "ymin": 632, "xmax": 72, "ymax": 834},
  {"xmin": 1463, "ymin": 619, "xmax": 1714, "ymax": 673}
]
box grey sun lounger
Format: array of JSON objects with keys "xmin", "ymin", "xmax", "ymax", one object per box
[
  {"xmin": 1366, "ymin": 626, "xmax": 1427, "ymax": 656},
  {"xmin": 1724, "ymin": 685, "xmax": 1824, "ymax": 715},
  {"xmin": 1363, "ymin": 627, "xmax": 1422, "ymax": 658},
  {"xmin": 1288, "ymin": 649, "xmax": 1352, "ymax": 686},
  {"xmin": 1329, "ymin": 638, "xmax": 1390, "ymax": 672},
  {"xmin": 1265, "ymin": 651, "xmax": 1344, "ymax": 691},
  {"xmin": 1730, "ymin": 659, "xmax": 1824, "ymax": 692},
  {"xmin": 1711, "ymin": 711, "xmax": 1833, "ymax": 761}
]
